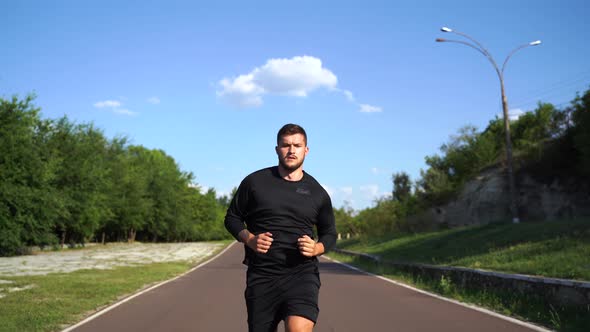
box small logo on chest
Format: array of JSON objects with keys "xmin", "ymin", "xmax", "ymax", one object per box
[{"xmin": 296, "ymin": 187, "xmax": 311, "ymax": 195}]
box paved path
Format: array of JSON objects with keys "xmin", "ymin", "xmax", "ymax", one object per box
[{"xmin": 67, "ymin": 243, "xmax": 545, "ymax": 332}]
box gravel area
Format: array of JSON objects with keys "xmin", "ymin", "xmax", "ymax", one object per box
[
  {"xmin": 0, "ymin": 242, "xmax": 224, "ymax": 277},
  {"xmin": 0, "ymin": 242, "xmax": 225, "ymax": 299}
]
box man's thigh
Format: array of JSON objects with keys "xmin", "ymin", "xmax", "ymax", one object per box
[
  {"xmin": 245, "ymin": 268, "xmax": 320, "ymax": 331},
  {"xmin": 285, "ymin": 315, "xmax": 314, "ymax": 332},
  {"xmin": 245, "ymin": 283, "xmax": 283, "ymax": 332},
  {"xmin": 282, "ymin": 271, "xmax": 320, "ymax": 325}
]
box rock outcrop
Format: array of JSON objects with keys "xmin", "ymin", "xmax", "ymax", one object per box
[{"xmin": 414, "ymin": 167, "xmax": 590, "ymax": 227}]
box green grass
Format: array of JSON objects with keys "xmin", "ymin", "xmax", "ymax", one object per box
[
  {"xmin": 332, "ymin": 219, "xmax": 590, "ymax": 331},
  {"xmin": 327, "ymin": 252, "xmax": 590, "ymax": 332},
  {"xmin": 338, "ymin": 219, "xmax": 590, "ymax": 280},
  {"xmin": 0, "ymin": 241, "xmax": 231, "ymax": 332}
]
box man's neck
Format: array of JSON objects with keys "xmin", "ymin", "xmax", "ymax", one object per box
[{"xmin": 277, "ymin": 165, "xmax": 304, "ymax": 182}]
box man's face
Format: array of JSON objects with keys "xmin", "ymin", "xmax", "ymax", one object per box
[{"xmin": 276, "ymin": 133, "xmax": 309, "ymax": 172}]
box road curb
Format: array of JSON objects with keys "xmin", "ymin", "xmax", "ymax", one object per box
[{"xmin": 333, "ymin": 248, "xmax": 590, "ymax": 307}]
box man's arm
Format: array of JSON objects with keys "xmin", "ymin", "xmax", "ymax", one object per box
[
  {"xmin": 224, "ymin": 175, "xmax": 275, "ymax": 255},
  {"xmin": 297, "ymin": 193, "xmax": 336, "ymax": 257},
  {"xmin": 297, "ymin": 235, "xmax": 325, "ymax": 257},
  {"xmin": 224, "ymin": 180, "xmax": 250, "ymax": 240},
  {"xmin": 238, "ymin": 229, "xmax": 274, "ymax": 254},
  {"xmin": 315, "ymin": 194, "xmax": 337, "ymax": 253}
]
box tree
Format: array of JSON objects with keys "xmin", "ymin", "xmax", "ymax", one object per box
[
  {"xmin": 103, "ymin": 145, "xmax": 151, "ymax": 242},
  {"xmin": 354, "ymin": 198, "xmax": 399, "ymax": 238},
  {"xmin": 415, "ymin": 167, "xmax": 454, "ymax": 206},
  {"xmin": 47, "ymin": 118, "xmax": 112, "ymax": 246},
  {"xmin": 511, "ymin": 103, "xmax": 558, "ymax": 160},
  {"xmin": 0, "ymin": 95, "xmax": 58, "ymax": 255},
  {"xmin": 189, "ymin": 187, "xmax": 228, "ymax": 241},
  {"xmin": 392, "ymin": 172, "xmax": 412, "ymax": 202},
  {"xmin": 217, "ymin": 187, "xmax": 237, "ymax": 209},
  {"xmin": 141, "ymin": 149, "xmax": 192, "ymax": 242},
  {"xmin": 97, "ymin": 137, "xmax": 128, "ymax": 244},
  {"xmin": 333, "ymin": 201, "xmax": 357, "ymax": 236},
  {"xmin": 571, "ymin": 88, "xmax": 590, "ymax": 177}
]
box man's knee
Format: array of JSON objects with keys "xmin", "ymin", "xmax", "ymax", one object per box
[{"xmin": 285, "ymin": 315, "xmax": 314, "ymax": 332}]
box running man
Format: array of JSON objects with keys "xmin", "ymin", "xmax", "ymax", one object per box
[{"xmin": 224, "ymin": 123, "xmax": 337, "ymax": 332}]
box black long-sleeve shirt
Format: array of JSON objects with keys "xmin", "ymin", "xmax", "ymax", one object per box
[{"xmin": 224, "ymin": 166, "xmax": 337, "ymax": 275}]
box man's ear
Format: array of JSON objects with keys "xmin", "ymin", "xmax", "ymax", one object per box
[{"xmin": 275, "ymin": 146, "xmax": 279, "ymax": 155}]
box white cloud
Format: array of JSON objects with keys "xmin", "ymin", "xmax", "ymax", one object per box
[
  {"xmin": 255, "ymin": 56, "xmax": 338, "ymax": 96},
  {"xmin": 342, "ymin": 89, "xmax": 355, "ymax": 102},
  {"xmin": 336, "ymin": 187, "xmax": 354, "ymax": 208},
  {"xmin": 340, "ymin": 187, "xmax": 353, "ymax": 196},
  {"xmin": 216, "ymin": 190, "xmax": 230, "ymax": 198},
  {"xmin": 94, "ymin": 100, "xmax": 121, "ymax": 108},
  {"xmin": 360, "ymin": 185, "xmax": 380, "ymax": 200},
  {"xmin": 217, "ymin": 55, "xmax": 338, "ymax": 107},
  {"xmin": 322, "ymin": 184, "xmax": 334, "ymax": 197},
  {"xmin": 498, "ymin": 108, "xmax": 525, "ymax": 121},
  {"xmin": 509, "ymin": 108, "xmax": 524, "ymax": 121},
  {"xmin": 218, "ymin": 74, "xmax": 264, "ymax": 107},
  {"xmin": 113, "ymin": 108, "xmax": 138, "ymax": 116},
  {"xmin": 370, "ymin": 167, "xmax": 391, "ymax": 175},
  {"xmin": 217, "ymin": 55, "xmax": 383, "ymax": 113},
  {"xmin": 94, "ymin": 99, "xmax": 137, "ymax": 116},
  {"xmin": 147, "ymin": 97, "xmax": 160, "ymax": 104},
  {"xmin": 359, "ymin": 104, "xmax": 382, "ymax": 113},
  {"xmin": 322, "ymin": 185, "xmax": 353, "ymax": 201}
]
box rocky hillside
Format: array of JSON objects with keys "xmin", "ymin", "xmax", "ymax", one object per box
[{"xmin": 411, "ymin": 166, "xmax": 590, "ymax": 227}]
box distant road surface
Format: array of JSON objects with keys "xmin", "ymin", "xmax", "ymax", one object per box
[{"xmin": 66, "ymin": 242, "xmax": 548, "ymax": 332}]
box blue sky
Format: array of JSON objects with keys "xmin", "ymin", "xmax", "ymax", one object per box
[{"xmin": 2, "ymin": 1, "xmax": 589, "ymax": 210}]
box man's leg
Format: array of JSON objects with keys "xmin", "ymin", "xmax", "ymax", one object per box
[
  {"xmin": 246, "ymin": 272, "xmax": 282, "ymax": 332},
  {"xmin": 285, "ymin": 315, "xmax": 314, "ymax": 332},
  {"xmin": 282, "ymin": 269, "xmax": 320, "ymax": 332}
]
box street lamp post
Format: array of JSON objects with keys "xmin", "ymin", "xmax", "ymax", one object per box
[{"xmin": 436, "ymin": 27, "xmax": 541, "ymax": 224}]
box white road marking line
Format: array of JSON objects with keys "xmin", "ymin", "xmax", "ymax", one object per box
[
  {"xmin": 61, "ymin": 242, "xmax": 237, "ymax": 332},
  {"xmin": 322, "ymin": 255, "xmax": 553, "ymax": 332}
]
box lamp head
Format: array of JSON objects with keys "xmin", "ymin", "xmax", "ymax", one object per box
[
  {"xmin": 441, "ymin": 27, "xmax": 452, "ymax": 32},
  {"xmin": 529, "ymin": 40, "xmax": 542, "ymax": 46}
]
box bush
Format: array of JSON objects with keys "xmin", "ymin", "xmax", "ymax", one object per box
[{"xmin": 0, "ymin": 208, "xmax": 23, "ymax": 256}]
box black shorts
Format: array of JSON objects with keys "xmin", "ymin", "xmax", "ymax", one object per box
[{"xmin": 245, "ymin": 267, "xmax": 321, "ymax": 332}]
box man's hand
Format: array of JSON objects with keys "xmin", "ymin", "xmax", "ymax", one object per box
[
  {"xmin": 240, "ymin": 230, "xmax": 273, "ymax": 254},
  {"xmin": 297, "ymin": 235, "xmax": 324, "ymax": 257}
]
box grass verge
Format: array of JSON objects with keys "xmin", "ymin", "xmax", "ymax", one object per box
[
  {"xmin": 327, "ymin": 252, "xmax": 590, "ymax": 332},
  {"xmin": 333, "ymin": 219, "xmax": 590, "ymax": 331},
  {"xmin": 337, "ymin": 219, "xmax": 590, "ymax": 280},
  {"xmin": 0, "ymin": 241, "xmax": 232, "ymax": 332}
]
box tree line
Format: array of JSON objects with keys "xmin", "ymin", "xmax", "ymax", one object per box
[
  {"xmin": 334, "ymin": 87, "xmax": 590, "ymax": 238},
  {"xmin": 3, "ymin": 87, "xmax": 589, "ymax": 255},
  {"xmin": 0, "ymin": 95, "xmax": 232, "ymax": 256}
]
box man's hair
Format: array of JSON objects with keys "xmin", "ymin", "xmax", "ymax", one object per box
[{"xmin": 277, "ymin": 123, "xmax": 307, "ymax": 146}]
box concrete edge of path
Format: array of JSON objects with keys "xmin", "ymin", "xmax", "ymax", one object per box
[
  {"xmin": 322, "ymin": 255, "xmax": 554, "ymax": 332},
  {"xmin": 61, "ymin": 241, "xmax": 238, "ymax": 332}
]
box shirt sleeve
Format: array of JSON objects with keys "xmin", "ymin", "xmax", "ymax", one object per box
[
  {"xmin": 224, "ymin": 179, "xmax": 250, "ymax": 240},
  {"xmin": 316, "ymin": 193, "xmax": 337, "ymax": 253}
]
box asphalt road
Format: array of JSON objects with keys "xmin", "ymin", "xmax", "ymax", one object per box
[{"xmin": 66, "ymin": 242, "xmax": 546, "ymax": 332}]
